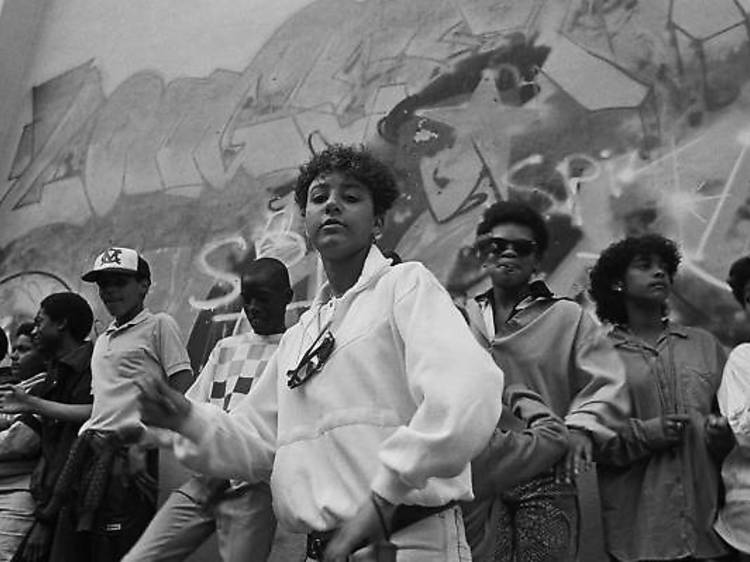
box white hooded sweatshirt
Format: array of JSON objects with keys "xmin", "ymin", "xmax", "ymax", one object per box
[{"xmin": 174, "ymin": 246, "xmax": 504, "ymax": 532}]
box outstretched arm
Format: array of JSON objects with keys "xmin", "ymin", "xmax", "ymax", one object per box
[
  {"xmin": 137, "ymin": 350, "xmax": 279, "ymax": 483},
  {"xmin": 0, "ymin": 385, "xmax": 92, "ymax": 423}
]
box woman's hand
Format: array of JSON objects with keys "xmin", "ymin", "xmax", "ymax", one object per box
[
  {"xmin": 662, "ymin": 413, "xmax": 691, "ymax": 444},
  {"xmin": 324, "ymin": 492, "xmax": 396, "ymax": 561},
  {"xmin": 560, "ymin": 428, "xmax": 593, "ymax": 483}
]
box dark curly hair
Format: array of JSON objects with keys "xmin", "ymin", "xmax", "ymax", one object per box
[
  {"xmin": 589, "ymin": 234, "xmax": 681, "ymax": 325},
  {"xmin": 727, "ymin": 256, "xmax": 750, "ymax": 308},
  {"xmin": 295, "ymin": 144, "xmax": 399, "ymax": 217},
  {"xmin": 476, "ymin": 201, "xmax": 549, "ymax": 256},
  {"xmin": 40, "ymin": 292, "xmax": 94, "ymax": 343}
]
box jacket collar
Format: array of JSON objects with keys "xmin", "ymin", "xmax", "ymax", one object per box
[
  {"xmin": 313, "ymin": 245, "xmax": 391, "ymax": 307},
  {"xmin": 475, "ymin": 279, "xmax": 555, "ymax": 310}
]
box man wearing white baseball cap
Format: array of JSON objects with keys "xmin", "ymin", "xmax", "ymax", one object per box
[{"xmin": 45, "ymin": 247, "xmax": 193, "ymax": 562}]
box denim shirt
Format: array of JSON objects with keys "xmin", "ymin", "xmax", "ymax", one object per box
[{"xmin": 597, "ymin": 323, "xmax": 728, "ymax": 561}]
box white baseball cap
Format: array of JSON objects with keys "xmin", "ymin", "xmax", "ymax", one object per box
[{"xmin": 82, "ymin": 247, "xmax": 151, "ymax": 282}]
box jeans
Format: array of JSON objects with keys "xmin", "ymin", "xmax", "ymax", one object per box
[{"xmin": 123, "ymin": 478, "xmax": 276, "ymax": 562}]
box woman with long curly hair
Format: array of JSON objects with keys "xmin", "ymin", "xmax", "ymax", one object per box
[{"xmin": 589, "ymin": 234, "xmax": 733, "ymax": 562}]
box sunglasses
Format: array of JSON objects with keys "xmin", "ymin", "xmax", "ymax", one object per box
[
  {"xmin": 286, "ymin": 331, "xmax": 335, "ymax": 389},
  {"xmin": 474, "ymin": 237, "xmax": 537, "ymax": 260}
]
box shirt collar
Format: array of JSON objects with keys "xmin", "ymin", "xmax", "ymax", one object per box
[
  {"xmin": 57, "ymin": 341, "xmax": 94, "ymax": 372},
  {"xmin": 313, "ymin": 245, "xmax": 391, "ymax": 306},
  {"xmin": 609, "ymin": 321, "xmax": 689, "ymax": 346},
  {"xmin": 253, "ymin": 332, "xmax": 283, "ymax": 345},
  {"xmin": 104, "ymin": 308, "xmax": 151, "ymax": 334},
  {"xmin": 475, "ymin": 279, "xmax": 555, "ymax": 308}
]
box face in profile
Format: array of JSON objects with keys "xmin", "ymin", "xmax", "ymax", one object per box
[
  {"xmin": 304, "ymin": 171, "xmax": 379, "ymax": 262},
  {"xmin": 10, "ymin": 333, "xmax": 45, "ymax": 379},
  {"xmin": 32, "ymin": 309, "xmax": 61, "ymax": 356}
]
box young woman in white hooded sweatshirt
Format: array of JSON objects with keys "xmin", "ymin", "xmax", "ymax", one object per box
[{"xmin": 136, "ymin": 144, "xmax": 505, "ymax": 561}]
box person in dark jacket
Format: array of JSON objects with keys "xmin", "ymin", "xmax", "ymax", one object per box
[{"xmin": 1, "ymin": 293, "xmax": 94, "ymax": 562}]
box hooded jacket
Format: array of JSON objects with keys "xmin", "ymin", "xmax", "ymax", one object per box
[{"xmin": 174, "ymin": 246, "xmax": 504, "ymax": 532}]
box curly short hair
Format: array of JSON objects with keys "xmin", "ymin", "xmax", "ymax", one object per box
[
  {"xmin": 589, "ymin": 234, "xmax": 681, "ymax": 325},
  {"xmin": 727, "ymin": 256, "xmax": 750, "ymax": 308},
  {"xmin": 295, "ymin": 144, "xmax": 399, "ymax": 217},
  {"xmin": 476, "ymin": 201, "xmax": 549, "ymax": 256}
]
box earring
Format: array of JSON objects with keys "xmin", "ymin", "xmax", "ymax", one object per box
[{"xmin": 613, "ymin": 284, "xmax": 623, "ymax": 293}]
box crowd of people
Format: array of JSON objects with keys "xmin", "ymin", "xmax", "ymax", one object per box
[{"xmin": 0, "ymin": 143, "xmax": 746, "ymax": 562}]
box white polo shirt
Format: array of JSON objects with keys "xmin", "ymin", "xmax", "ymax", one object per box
[{"xmin": 80, "ymin": 309, "xmax": 192, "ymax": 434}]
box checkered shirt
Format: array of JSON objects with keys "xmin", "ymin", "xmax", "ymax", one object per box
[{"xmin": 185, "ymin": 332, "xmax": 282, "ymax": 413}]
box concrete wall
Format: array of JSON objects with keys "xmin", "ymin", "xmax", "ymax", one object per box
[{"xmin": 3, "ymin": 0, "xmax": 750, "ymax": 559}]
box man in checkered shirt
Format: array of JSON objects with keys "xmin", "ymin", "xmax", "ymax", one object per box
[{"xmin": 124, "ymin": 257, "xmax": 293, "ymax": 562}]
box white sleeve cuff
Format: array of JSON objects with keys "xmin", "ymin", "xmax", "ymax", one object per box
[{"xmin": 371, "ymin": 465, "xmax": 414, "ymax": 505}]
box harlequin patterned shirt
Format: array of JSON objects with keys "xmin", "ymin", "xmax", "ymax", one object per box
[{"xmin": 185, "ymin": 331, "xmax": 282, "ymax": 413}]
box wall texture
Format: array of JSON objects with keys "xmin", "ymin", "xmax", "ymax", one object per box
[{"xmin": 2, "ymin": 0, "xmax": 750, "ymax": 364}]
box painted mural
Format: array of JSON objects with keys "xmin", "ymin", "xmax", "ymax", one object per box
[{"xmin": 3, "ymin": 0, "xmax": 750, "ymax": 367}]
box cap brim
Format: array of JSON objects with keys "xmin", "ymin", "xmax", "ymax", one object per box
[{"xmin": 81, "ymin": 267, "xmax": 138, "ymax": 282}]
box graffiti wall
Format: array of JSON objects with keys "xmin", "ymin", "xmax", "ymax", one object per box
[{"xmin": 3, "ymin": 0, "xmax": 750, "ymax": 366}]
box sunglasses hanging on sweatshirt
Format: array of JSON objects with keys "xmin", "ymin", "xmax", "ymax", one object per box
[{"xmin": 286, "ymin": 324, "xmax": 335, "ymax": 389}]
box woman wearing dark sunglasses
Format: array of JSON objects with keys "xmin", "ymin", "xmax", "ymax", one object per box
[
  {"xmin": 136, "ymin": 144, "xmax": 504, "ymax": 561},
  {"xmin": 459, "ymin": 201, "xmax": 628, "ymax": 561}
]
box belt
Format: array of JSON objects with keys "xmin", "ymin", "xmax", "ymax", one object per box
[{"xmin": 306, "ymin": 501, "xmax": 456, "ymax": 560}]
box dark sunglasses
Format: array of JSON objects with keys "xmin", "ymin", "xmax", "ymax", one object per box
[
  {"xmin": 286, "ymin": 331, "xmax": 335, "ymax": 389},
  {"xmin": 474, "ymin": 237, "xmax": 537, "ymax": 260}
]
